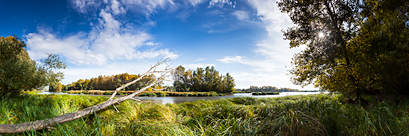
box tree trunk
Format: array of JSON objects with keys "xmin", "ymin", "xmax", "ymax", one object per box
[{"xmin": 0, "ymin": 59, "xmax": 173, "ymax": 134}]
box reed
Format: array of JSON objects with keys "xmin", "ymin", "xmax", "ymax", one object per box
[{"xmin": 1, "ymin": 93, "xmax": 408, "ymax": 135}]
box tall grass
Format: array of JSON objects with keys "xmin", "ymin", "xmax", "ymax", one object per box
[{"xmin": 1, "ymin": 93, "xmax": 408, "ymax": 135}]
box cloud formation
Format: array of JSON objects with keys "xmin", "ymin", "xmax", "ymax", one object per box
[
  {"xmin": 26, "ymin": 0, "xmax": 178, "ymax": 65},
  {"xmin": 182, "ymin": 63, "xmax": 216, "ymax": 70},
  {"xmin": 208, "ymin": 0, "xmax": 234, "ymax": 8},
  {"xmin": 218, "ymin": 0, "xmax": 315, "ymax": 89},
  {"xmin": 232, "ymin": 10, "xmax": 249, "ymax": 21}
]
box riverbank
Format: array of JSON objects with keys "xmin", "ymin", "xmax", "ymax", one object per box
[
  {"xmin": 251, "ymin": 92, "xmax": 279, "ymax": 95},
  {"xmin": 1, "ymin": 93, "xmax": 408, "ymax": 135},
  {"xmin": 64, "ymin": 90, "xmax": 225, "ymax": 97}
]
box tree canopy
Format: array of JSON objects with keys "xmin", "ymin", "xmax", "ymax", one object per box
[
  {"xmin": 0, "ymin": 36, "xmax": 66, "ymax": 96},
  {"xmin": 173, "ymin": 66, "xmax": 235, "ymax": 93},
  {"xmin": 65, "ymin": 73, "xmax": 160, "ymax": 91},
  {"xmin": 278, "ymin": 0, "xmax": 409, "ymax": 98}
]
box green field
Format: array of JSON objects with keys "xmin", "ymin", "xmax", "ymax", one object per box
[{"xmin": 1, "ymin": 93, "xmax": 408, "ymax": 135}]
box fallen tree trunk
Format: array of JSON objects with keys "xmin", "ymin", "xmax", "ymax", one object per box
[{"xmin": 0, "ymin": 59, "xmax": 174, "ymax": 134}]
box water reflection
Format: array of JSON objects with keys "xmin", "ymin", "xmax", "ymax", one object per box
[
  {"xmin": 134, "ymin": 92, "xmax": 325, "ymax": 104},
  {"xmin": 37, "ymin": 91, "xmax": 325, "ymax": 104}
]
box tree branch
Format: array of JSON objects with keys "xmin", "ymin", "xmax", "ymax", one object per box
[{"xmin": 0, "ymin": 59, "xmax": 174, "ymax": 134}]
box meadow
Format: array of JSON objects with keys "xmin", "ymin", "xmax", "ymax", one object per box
[{"xmin": 1, "ymin": 93, "xmax": 408, "ymax": 135}]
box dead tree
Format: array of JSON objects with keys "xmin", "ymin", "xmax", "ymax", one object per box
[{"xmin": 0, "ymin": 59, "xmax": 174, "ymax": 134}]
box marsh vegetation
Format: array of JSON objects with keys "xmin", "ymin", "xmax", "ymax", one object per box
[{"xmin": 1, "ymin": 93, "xmax": 408, "ymax": 135}]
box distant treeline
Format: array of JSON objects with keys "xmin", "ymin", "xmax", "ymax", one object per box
[
  {"xmin": 173, "ymin": 66, "xmax": 235, "ymax": 93},
  {"xmin": 63, "ymin": 73, "xmax": 161, "ymax": 91},
  {"xmin": 237, "ymin": 86, "xmax": 299, "ymax": 92}
]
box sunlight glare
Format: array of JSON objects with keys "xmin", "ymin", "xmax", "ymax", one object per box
[{"xmin": 318, "ymin": 32, "xmax": 325, "ymax": 38}]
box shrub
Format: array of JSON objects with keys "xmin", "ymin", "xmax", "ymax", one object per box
[
  {"xmin": 103, "ymin": 91, "xmax": 112, "ymax": 95},
  {"xmin": 155, "ymin": 92, "xmax": 166, "ymax": 97}
]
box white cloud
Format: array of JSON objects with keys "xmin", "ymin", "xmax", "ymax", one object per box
[
  {"xmin": 182, "ymin": 63, "xmax": 216, "ymax": 70},
  {"xmin": 61, "ymin": 61, "xmax": 155, "ymax": 84},
  {"xmin": 70, "ymin": 0, "xmax": 101, "ymax": 14},
  {"xmin": 232, "ymin": 10, "xmax": 249, "ymax": 21},
  {"xmin": 26, "ymin": 7, "xmax": 177, "ymax": 65},
  {"xmin": 247, "ymin": 0, "xmax": 292, "ymax": 33},
  {"xmin": 132, "ymin": 49, "xmax": 178, "ymax": 60},
  {"xmin": 208, "ymin": 0, "xmax": 234, "ymax": 8},
  {"xmin": 215, "ymin": 0, "xmax": 315, "ymax": 89},
  {"xmin": 206, "ymin": 10, "xmax": 224, "ymax": 16},
  {"xmin": 195, "ymin": 58, "xmax": 206, "ymax": 61},
  {"xmin": 232, "ymin": 72, "xmax": 316, "ymax": 90},
  {"xmin": 185, "ymin": 0, "xmax": 207, "ymax": 6},
  {"xmin": 120, "ymin": 0, "xmax": 176, "ymax": 16},
  {"xmin": 218, "ymin": 56, "xmax": 278, "ymax": 72},
  {"xmin": 244, "ymin": 0, "xmax": 303, "ymax": 67},
  {"xmin": 218, "ymin": 56, "xmax": 243, "ymax": 63},
  {"xmin": 70, "ymin": 0, "xmax": 177, "ymax": 17},
  {"xmin": 176, "ymin": 10, "xmax": 191, "ymax": 21},
  {"xmin": 145, "ymin": 42, "xmax": 161, "ymax": 46},
  {"xmin": 109, "ymin": 0, "xmax": 126, "ymax": 14}
]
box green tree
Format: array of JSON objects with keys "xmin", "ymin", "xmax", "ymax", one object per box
[
  {"xmin": 0, "ymin": 36, "xmax": 66, "ymax": 96},
  {"xmin": 173, "ymin": 65, "xmax": 235, "ymax": 93},
  {"xmin": 193, "ymin": 68, "xmax": 204, "ymax": 91},
  {"xmin": 342, "ymin": 0, "xmax": 409, "ymax": 96},
  {"xmin": 83, "ymin": 79, "xmax": 91, "ymax": 90},
  {"xmin": 204, "ymin": 66, "xmax": 213, "ymax": 91},
  {"xmin": 225, "ymin": 73, "xmax": 235, "ymax": 92},
  {"xmin": 278, "ymin": 0, "xmax": 409, "ymax": 99},
  {"xmin": 49, "ymin": 82, "xmax": 63, "ymax": 92},
  {"xmin": 278, "ymin": 0, "xmax": 361, "ymax": 92},
  {"xmin": 173, "ymin": 65, "xmax": 190, "ymax": 92}
]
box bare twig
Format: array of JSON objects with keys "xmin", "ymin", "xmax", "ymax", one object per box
[
  {"xmin": 129, "ymin": 98, "xmax": 141, "ymax": 102},
  {"xmin": 113, "ymin": 105, "xmax": 120, "ymax": 113},
  {"xmin": 0, "ymin": 59, "xmax": 174, "ymax": 134}
]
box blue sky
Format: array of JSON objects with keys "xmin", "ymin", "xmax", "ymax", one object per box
[{"xmin": 0, "ymin": 0, "xmax": 315, "ymax": 90}]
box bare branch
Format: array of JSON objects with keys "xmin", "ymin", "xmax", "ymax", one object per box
[
  {"xmin": 113, "ymin": 105, "xmax": 119, "ymax": 113},
  {"xmin": 108, "ymin": 58, "xmax": 172, "ymax": 100},
  {"xmin": 129, "ymin": 98, "xmax": 141, "ymax": 102},
  {"xmin": 0, "ymin": 59, "xmax": 174, "ymax": 134}
]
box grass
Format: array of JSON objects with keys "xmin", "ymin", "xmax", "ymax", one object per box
[{"xmin": 1, "ymin": 93, "xmax": 409, "ymax": 135}]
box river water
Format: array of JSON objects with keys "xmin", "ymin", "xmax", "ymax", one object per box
[
  {"xmin": 135, "ymin": 92, "xmax": 325, "ymax": 104},
  {"xmin": 38, "ymin": 91, "xmax": 325, "ymax": 104}
]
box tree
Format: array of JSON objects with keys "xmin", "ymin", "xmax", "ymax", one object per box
[
  {"xmin": 0, "ymin": 36, "xmax": 66, "ymax": 96},
  {"xmin": 278, "ymin": 0, "xmax": 409, "ymax": 98},
  {"xmin": 225, "ymin": 73, "xmax": 235, "ymax": 92},
  {"xmin": 49, "ymin": 82, "xmax": 63, "ymax": 92},
  {"xmin": 172, "ymin": 65, "xmax": 235, "ymax": 93},
  {"xmin": 0, "ymin": 59, "xmax": 174, "ymax": 133},
  {"xmin": 193, "ymin": 68, "xmax": 204, "ymax": 91},
  {"xmin": 342, "ymin": 0, "xmax": 409, "ymax": 96}
]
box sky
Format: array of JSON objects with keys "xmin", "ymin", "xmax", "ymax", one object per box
[{"xmin": 0, "ymin": 0, "xmax": 316, "ymax": 90}]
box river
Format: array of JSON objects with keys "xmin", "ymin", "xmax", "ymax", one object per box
[{"xmin": 38, "ymin": 91, "xmax": 326, "ymax": 104}]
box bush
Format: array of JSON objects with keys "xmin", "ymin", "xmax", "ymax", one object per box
[
  {"xmin": 209, "ymin": 92, "xmax": 219, "ymax": 96},
  {"xmin": 140, "ymin": 93, "xmax": 157, "ymax": 97},
  {"xmin": 155, "ymin": 92, "xmax": 167, "ymax": 97}
]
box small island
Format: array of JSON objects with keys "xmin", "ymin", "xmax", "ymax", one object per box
[{"xmin": 252, "ymin": 92, "xmax": 279, "ymax": 95}]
